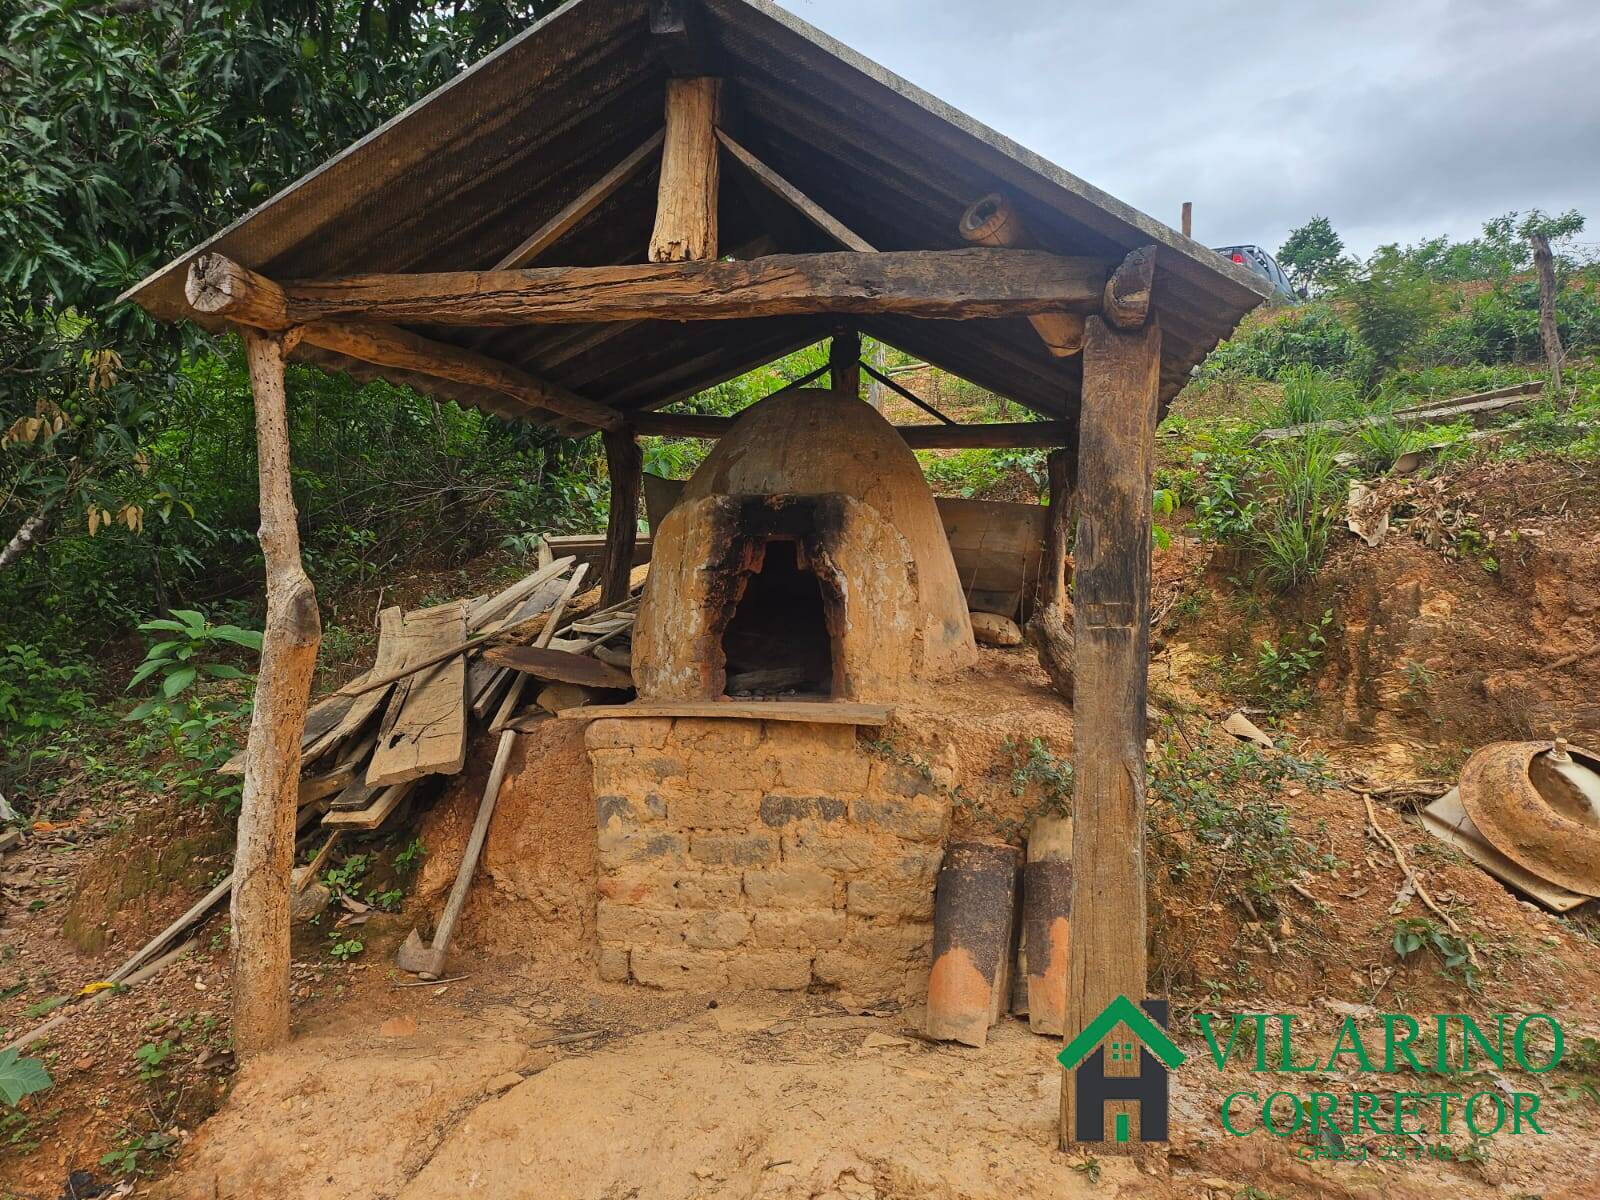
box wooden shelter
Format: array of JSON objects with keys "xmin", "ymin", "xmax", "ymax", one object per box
[{"xmin": 122, "ymin": 0, "xmax": 1272, "ymax": 1150}]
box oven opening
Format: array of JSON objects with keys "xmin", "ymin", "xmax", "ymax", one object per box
[{"xmin": 721, "ymin": 538, "xmax": 834, "ymax": 698}]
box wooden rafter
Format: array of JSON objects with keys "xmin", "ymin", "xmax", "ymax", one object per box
[
  {"xmin": 859, "ymin": 358, "xmax": 954, "ymax": 425},
  {"xmin": 198, "ymin": 250, "xmax": 1110, "ymax": 328},
  {"xmin": 715, "ymin": 128, "xmax": 875, "ymax": 253},
  {"xmin": 494, "ymin": 130, "xmax": 665, "ymax": 270}
]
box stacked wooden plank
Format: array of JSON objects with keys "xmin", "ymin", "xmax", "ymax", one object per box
[{"xmin": 218, "ymin": 552, "xmax": 644, "ymax": 834}]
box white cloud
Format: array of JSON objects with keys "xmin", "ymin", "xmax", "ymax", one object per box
[{"xmin": 778, "ymin": 0, "xmax": 1600, "ymax": 257}]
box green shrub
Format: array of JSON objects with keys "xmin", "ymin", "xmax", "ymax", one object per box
[
  {"xmin": 1201, "ymin": 304, "xmax": 1370, "ymax": 382},
  {"xmin": 1257, "ymin": 366, "xmax": 1361, "ymax": 429},
  {"xmin": 0, "ymin": 642, "xmax": 90, "ymax": 739},
  {"xmin": 1252, "ymin": 431, "xmax": 1348, "ymax": 589},
  {"xmin": 1340, "ymin": 249, "xmax": 1444, "ymax": 376},
  {"xmin": 917, "ymin": 447, "xmax": 1046, "ymax": 498}
]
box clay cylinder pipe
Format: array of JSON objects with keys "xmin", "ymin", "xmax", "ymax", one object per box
[
  {"xmin": 1023, "ymin": 815, "xmax": 1073, "ymax": 1035},
  {"xmin": 959, "ymin": 193, "xmax": 1085, "ymax": 357},
  {"xmin": 926, "ymin": 841, "xmax": 1022, "ymax": 1048}
]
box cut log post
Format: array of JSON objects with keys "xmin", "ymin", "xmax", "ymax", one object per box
[
  {"xmin": 959, "ymin": 192, "xmax": 1087, "ymax": 357},
  {"xmin": 601, "ymin": 426, "xmax": 642, "ymax": 608},
  {"xmin": 1530, "ymin": 232, "xmax": 1565, "ymax": 401},
  {"xmin": 650, "ymin": 77, "xmax": 721, "ymax": 263},
  {"xmin": 830, "ymin": 329, "xmax": 862, "ymax": 399},
  {"xmin": 1060, "ymin": 315, "xmax": 1161, "ymax": 1151},
  {"xmin": 1181, "ymin": 201, "xmax": 1192, "ymax": 239},
  {"xmin": 1026, "ymin": 448, "xmax": 1077, "ymax": 702},
  {"xmin": 233, "ymin": 331, "xmax": 322, "ymax": 1058},
  {"xmin": 1103, "ymin": 246, "xmax": 1156, "ymax": 329}
]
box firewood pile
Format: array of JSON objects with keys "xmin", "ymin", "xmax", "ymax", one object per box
[{"xmin": 218, "ymin": 548, "xmax": 643, "ymax": 836}]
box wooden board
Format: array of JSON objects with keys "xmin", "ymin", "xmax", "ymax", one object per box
[
  {"xmin": 485, "ymin": 644, "xmax": 633, "ymax": 689},
  {"xmin": 366, "ymin": 602, "xmax": 469, "ymax": 787},
  {"xmin": 467, "ymin": 557, "xmax": 576, "ymax": 631},
  {"xmin": 1253, "ymin": 382, "xmax": 1542, "ymax": 443},
  {"xmin": 938, "ymin": 497, "xmax": 1048, "ymax": 621},
  {"xmin": 218, "ymin": 680, "xmax": 367, "ymax": 775},
  {"xmin": 544, "ymin": 533, "xmax": 653, "ymax": 578},
  {"xmin": 322, "ymin": 780, "xmax": 417, "ymax": 831},
  {"xmin": 318, "ymin": 607, "xmax": 405, "ymax": 750},
  {"xmin": 643, "ymin": 472, "xmax": 683, "ymax": 533},
  {"xmin": 560, "ymin": 700, "xmax": 891, "ymax": 726},
  {"xmin": 1422, "ymin": 787, "xmax": 1591, "ymax": 912},
  {"xmin": 468, "ymin": 571, "xmax": 578, "ymax": 718}
]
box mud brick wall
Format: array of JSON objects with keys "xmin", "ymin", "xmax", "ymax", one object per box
[{"xmin": 588, "ymin": 716, "xmax": 949, "ymax": 1001}]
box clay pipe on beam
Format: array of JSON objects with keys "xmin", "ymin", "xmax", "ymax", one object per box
[{"xmin": 959, "ymin": 193, "xmax": 1085, "ymax": 357}]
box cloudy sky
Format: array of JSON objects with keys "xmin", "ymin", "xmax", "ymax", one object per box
[{"xmin": 780, "ymin": 0, "xmax": 1600, "ymax": 259}]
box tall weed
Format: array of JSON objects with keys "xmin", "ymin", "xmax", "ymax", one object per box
[{"xmin": 1253, "ymin": 431, "xmax": 1348, "ymax": 589}]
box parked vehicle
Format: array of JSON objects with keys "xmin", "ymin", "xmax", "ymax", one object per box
[{"xmin": 1214, "ymin": 244, "xmax": 1300, "ymax": 301}]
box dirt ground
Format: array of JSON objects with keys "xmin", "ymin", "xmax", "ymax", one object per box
[{"xmin": 6, "ymin": 454, "xmax": 1600, "ymax": 1199}]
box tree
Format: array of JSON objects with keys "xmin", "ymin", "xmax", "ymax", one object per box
[
  {"xmin": 0, "ymin": 0, "xmax": 561, "ymax": 572},
  {"xmin": 1339, "ymin": 246, "xmax": 1441, "ymax": 378},
  {"xmin": 1278, "ymin": 217, "xmax": 1350, "ymax": 296}
]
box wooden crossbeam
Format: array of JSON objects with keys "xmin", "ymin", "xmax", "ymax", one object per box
[
  {"xmin": 494, "ymin": 131, "xmax": 664, "ymax": 270},
  {"xmin": 631, "ymin": 410, "xmax": 1069, "ymax": 449},
  {"xmin": 184, "ymin": 255, "xmax": 625, "ymax": 432},
  {"xmin": 205, "ymin": 250, "xmax": 1110, "ymax": 328},
  {"xmin": 715, "ymin": 129, "xmax": 875, "ymax": 253}
]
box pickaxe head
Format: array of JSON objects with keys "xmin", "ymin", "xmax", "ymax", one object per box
[{"xmin": 394, "ymin": 929, "xmax": 448, "ymax": 978}]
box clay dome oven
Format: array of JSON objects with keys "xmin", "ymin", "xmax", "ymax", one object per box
[{"xmin": 632, "ymin": 389, "xmax": 977, "ymax": 703}]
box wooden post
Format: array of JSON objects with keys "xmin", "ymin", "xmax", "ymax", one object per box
[
  {"xmin": 233, "ymin": 331, "xmax": 321, "ymax": 1057},
  {"xmin": 865, "ymin": 341, "xmax": 888, "ymax": 411},
  {"xmin": 1026, "ymin": 448, "xmax": 1077, "ymax": 701},
  {"xmin": 830, "ymin": 329, "xmax": 862, "ymax": 399},
  {"xmin": 1181, "ymin": 201, "xmax": 1192, "ymax": 239},
  {"xmin": 649, "ymin": 77, "xmax": 720, "ymax": 263},
  {"xmin": 1530, "ymin": 232, "xmax": 1565, "ymax": 401},
  {"xmin": 1060, "ymin": 314, "xmax": 1161, "ymax": 1151},
  {"xmin": 601, "ymin": 425, "xmax": 642, "ymax": 607}
]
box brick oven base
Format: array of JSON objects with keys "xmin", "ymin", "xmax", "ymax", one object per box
[{"xmin": 587, "ymin": 716, "xmax": 950, "ymax": 1001}]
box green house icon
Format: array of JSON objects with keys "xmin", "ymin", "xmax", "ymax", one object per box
[
  {"xmin": 1058, "ymin": 994, "xmax": 1186, "ymax": 1072},
  {"xmin": 1058, "ymin": 995, "xmax": 1186, "ymax": 1144}
]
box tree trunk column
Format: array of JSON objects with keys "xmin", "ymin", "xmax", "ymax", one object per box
[
  {"xmin": 649, "ymin": 77, "xmax": 721, "ymax": 263},
  {"xmin": 1060, "ymin": 314, "xmax": 1161, "ymax": 1150},
  {"xmin": 601, "ymin": 425, "xmax": 643, "ymax": 608},
  {"xmin": 1530, "ymin": 232, "xmax": 1565, "ymax": 401},
  {"xmin": 233, "ymin": 331, "xmax": 321, "ymax": 1057},
  {"xmin": 830, "ymin": 328, "xmax": 862, "ymax": 399}
]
